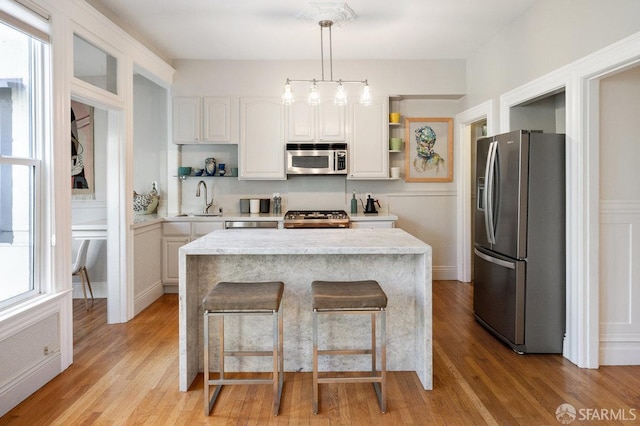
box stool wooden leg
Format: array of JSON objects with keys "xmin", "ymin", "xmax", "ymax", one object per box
[
  {"xmin": 204, "ymin": 313, "xmax": 224, "ymax": 416},
  {"xmin": 372, "ymin": 309, "xmax": 387, "ymax": 413},
  {"xmin": 272, "ymin": 308, "xmax": 284, "ymax": 415},
  {"xmin": 381, "ymin": 309, "xmax": 387, "ymax": 413},
  {"xmin": 203, "ymin": 312, "xmax": 209, "ymax": 416},
  {"xmin": 80, "ymin": 269, "xmax": 88, "ymax": 311},
  {"xmin": 82, "ymin": 267, "xmax": 95, "ymax": 309},
  {"xmin": 371, "ymin": 313, "xmax": 376, "ymax": 373},
  {"xmin": 312, "ymin": 309, "xmax": 319, "ymax": 414}
]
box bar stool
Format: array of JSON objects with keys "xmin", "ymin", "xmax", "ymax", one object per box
[
  {"xmin": 311, "ymin": 280, "xmax": 387, "ymax": 414},
  {"xmin": 203, "ymin": 281, "xmax": 284, "ymax": 416}
]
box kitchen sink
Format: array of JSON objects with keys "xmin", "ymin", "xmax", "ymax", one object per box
[{"xmin": 174, "ymin": 213, "xmax": 222, "ymax": 217}]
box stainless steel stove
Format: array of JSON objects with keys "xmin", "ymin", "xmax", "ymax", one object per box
[{"xmin": 283, "ymin": 210, "xmax": 350, "ymax": 229}]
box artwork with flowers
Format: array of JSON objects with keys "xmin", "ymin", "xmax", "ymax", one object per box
[{"xmin": 404, "ymin": 117, "xmax": 453, "ymax": 182}]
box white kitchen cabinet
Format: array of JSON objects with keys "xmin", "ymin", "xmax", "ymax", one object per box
[
  {"xmin": 350, "ymin": 220, "xmax": 395, "ymax": 229},
  {"xmin": 239, "ymin": 97, "xmax": 286, "ymax": 180},
  {"xmin": 173, "ymin": 96, "xmax": 238, "ymax": 144},
  {"xmin": 203, "ymin": 96, "xmax": 238, "ymax": 142},
  {"xmin": 162, "ymin": 221, "xmax": 224, "ymax": 287},
  {"xmin": 287, "ymin": 94, "xmax": 345, "ymax": 142},
  {"xmin": 162, "ymin": 236, "xmax": 190, "ymax": 284},
  {"xmin": 133, "ymin": 223, "xmax": 164, "ymax": 314},
  {"xmin": 348, "ymin": 99, "xmax": 388, "ymax": 179},
  {"xmin": 173, "ymin": 97, "xmax": 200, "ymax": 143},
  {"xmin": 192, "ymin": 221, "xmax": 224, "ymax": 238}
]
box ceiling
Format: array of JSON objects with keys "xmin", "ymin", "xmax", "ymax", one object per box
[{"xmin": 88, "ymin": 0, "xmax": 536, "ymax": 61}]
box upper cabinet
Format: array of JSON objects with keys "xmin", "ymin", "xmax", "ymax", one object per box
[
  {"xmin": 287, "ymin": 88, "xmax": 346, "ymax": 142},
  {"xmin": 239, "ymin": 97, "xmax": 286, "ymax": 180},
  {"xmin": 172, "ymin": 96, "xmax": 238, "ymax": 144},
  {"xmin": 348, "ymin": 99, "xmax": 388, "ymax": 179},
  {"xmin": 173, "ymin": 97, "xmax": 200, "ymax": 142}
]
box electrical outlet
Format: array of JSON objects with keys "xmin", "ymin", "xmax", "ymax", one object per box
[{"xmin": 43, "ymin": 346, "xmax": 49, "ymax": 356}]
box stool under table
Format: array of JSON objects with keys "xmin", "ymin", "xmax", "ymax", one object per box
[
  {"xmin": 311, "ymin": 279, "xmax": 388, "ymax": 414},
  {"xmin": 202, "ymin": 281, "xmax": 284, "ymax": 416}
]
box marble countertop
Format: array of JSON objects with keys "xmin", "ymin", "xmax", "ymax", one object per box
[
  {"xmin": 130, "ymin": 211, "xmax": 399, "ymax": 230},
  {"xmin": 180, "ymin": 228, "xmax": 429, "ymax": 255}
]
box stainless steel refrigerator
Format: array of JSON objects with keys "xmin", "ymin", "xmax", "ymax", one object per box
[{"xmin": 474, "ymin": 130, "xmax": 565, "ymax": 353}]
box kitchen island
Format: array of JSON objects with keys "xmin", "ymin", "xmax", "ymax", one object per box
[{"xmin": 178, "ymin": 228, "xmax": 432, "ymax": 391}]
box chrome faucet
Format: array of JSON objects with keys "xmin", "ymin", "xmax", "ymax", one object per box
[{"xmin": 195, "ymin": 180, "xmax": 213, "ymax": 214}]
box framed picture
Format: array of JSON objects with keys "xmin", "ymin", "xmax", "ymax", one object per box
[
  {"xmin": 71, "ymin": 100, "xmax": 95, "ymax": 198},
  {"xmin": 404, "ymin": 117, "xmax": 453, "ymax": 182}
]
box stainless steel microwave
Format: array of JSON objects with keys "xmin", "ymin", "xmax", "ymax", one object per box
[{"xmin": 286, "ymin": 143, "xmax": 348, "ymax": 175}]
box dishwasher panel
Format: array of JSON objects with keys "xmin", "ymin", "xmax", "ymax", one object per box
[{"xmin": 224, "ymin": 221, "xmax": 279, "ymax": 229}]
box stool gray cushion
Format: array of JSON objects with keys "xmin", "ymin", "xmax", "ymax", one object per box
[
  {"xmin": 312, "ymin": 280, "xmax": 387, "ymax": 310},
  {"xmin": 203, "ymin": 281, "xmax": 284, "ymax": 312}
]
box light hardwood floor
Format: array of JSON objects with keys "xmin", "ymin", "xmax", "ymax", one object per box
[{"xmin": 1, "ymin": 281, "xmax": 639, "ymax": 424}]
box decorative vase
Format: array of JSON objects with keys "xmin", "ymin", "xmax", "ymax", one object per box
[
  {"xmin": 205, "ymin": 157, "xmax": 216, "ymax": 176},
  {"xmin": 218, "ymin": 163, "xmax": 226, "ymax": 176}
]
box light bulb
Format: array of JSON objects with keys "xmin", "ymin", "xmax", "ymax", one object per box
[
  {"xmin": 334, "ymin": 83, "xmax": 347, "ymax": 106},
  {"xmin": 308, "ymin": 82, "xmax": 320, "ymax": 105},
  {"xmin": 360, "ymin": 82, "xmax": 372, "ymax": 106},
  {"xmin": 282, "ymin": 82, "xmax": 294, "ymax": 105}
]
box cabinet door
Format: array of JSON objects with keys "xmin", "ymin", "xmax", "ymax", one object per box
[
  {"xmin": 287, "ymin": 101, "xmax": 314, "ymax": 142},
  {"xmin": 239, "ymin": 97, "xmax": 286, "ymax": 180},
  {"xmin": 318, "ymin": 99, "xmax": 345, "ymax": 141},
  {"xmin": 350, "ymin": 221, "xmax": 394, "ymax": 229},
  {"xmin": 203, "ymin": 96, "xmax": 238, "ymax": 143},
  {"xmin": 173, "ymin": 97, "xmax": 200, "ymax": 143},
  {"xmin": 349, "ymin": 100, "xmax": 388, "ymax": 178},
  {"xmin": 162, "ymin": 236, "xmax": 190, "ymax": 283},
  {"xmin": 192, "ymin": 221, "xmax": 224, "ymax": 238}
]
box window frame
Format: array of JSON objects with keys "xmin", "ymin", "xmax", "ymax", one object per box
[{"xmin": 0, "ymin": 18, "xmax": 49, "ymax": 310}]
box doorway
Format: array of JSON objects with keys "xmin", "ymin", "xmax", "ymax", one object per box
[
  {"xmin": 71, "ymin": 100, "xmax": 108, "ymax": 312},
  {"xmin": 597, "ymin": 64, "xmax": 640, "ymax": 365},
  {"xmin": 456, "ymin": 101, "xmax": 493, "ymax": 283}
]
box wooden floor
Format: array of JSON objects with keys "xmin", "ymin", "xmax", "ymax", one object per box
[{"xmin": 2, "ymin": 281, "xmax": 639, "ymax": 424}]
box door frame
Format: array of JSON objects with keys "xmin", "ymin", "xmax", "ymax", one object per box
[
  {"xmin": 455, "ymin": 100, "xmax": 494, "ymax": 283},
  {"xmin": 495, "ymin": 31, "xmax": 640, "ymax": 368}
]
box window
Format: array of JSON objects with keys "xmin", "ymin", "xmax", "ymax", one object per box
[
  {"xmin": 0, "ymin": 20, "xmax": 47, "ymax": 308},
  {"xmin": 73, "ymin": 33, "xmax": 118, "ymax": 95}
]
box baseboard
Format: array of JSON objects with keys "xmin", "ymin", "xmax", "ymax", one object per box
[
  {"xmin": 433, "ymin": 266, "xmax": 457, "ymax": 281},
  {"xmin": 0, "ymin": 352, "xmax": 61, "ymax": 417},
  {"xmin": 600, "ymin": 337, "xmax": 640, "ymax": 365},
  {"xmin": 163, "ymin": 283, "xmax": 178, "ymax": 294},
  {"xmin": 72, "ymin": 281, "xmax": 107, "ymax": 299},
  {"xmin": 134, "ymin": 281, "xmax": 164, "ymax": 316}
]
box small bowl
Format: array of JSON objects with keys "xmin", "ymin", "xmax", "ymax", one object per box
[
  {"xmin": 178, "ymin": 166, "xmax": 192, "ymax": 176},
  {"xmin": 191, "ymin": 168, "xmax": 203, "ymax": 176}
]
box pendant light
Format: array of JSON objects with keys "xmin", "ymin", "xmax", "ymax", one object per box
[{"xmin": 283, "ymin": 3, "xmax": 371, "ymax": 106}]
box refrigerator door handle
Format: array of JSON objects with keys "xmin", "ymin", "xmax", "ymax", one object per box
[
  {"xmin": 484, "ymin": 141, "xmax": 498, "ymax": 244},
  {"xmin": 474, "ymin": 248, "xmax": 515, "ymax": 270}
]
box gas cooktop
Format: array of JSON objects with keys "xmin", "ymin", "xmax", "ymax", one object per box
[{"xmin": 283, "ymin": 210, "xmax": 350, "ymax": 228}]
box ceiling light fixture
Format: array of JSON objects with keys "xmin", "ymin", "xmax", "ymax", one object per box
[{"xmin": 283, "ymin": 2, "xmax": 371, "ymax": 106}]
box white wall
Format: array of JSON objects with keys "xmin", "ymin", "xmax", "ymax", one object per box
[
  {"xmin": 133, "ymin": 74, "xmax": 168, "ymax": 211},
  {"xmin": 464, "ymin": 0, "xmax": 640, "ymax": 113},
  {"xmin": 0, "ymin": 0, "xmax": 174, "ymax": 416},
  {"xmin": 598, "ymin": 65, "xmax": 640, "ymax": 364},
  {"xmin": 461, "ymin": 0, "xmax": 640, "ymax": 367},
  {"xmin": 172, "ymin": 59, "xmax": 466, "ymax": 279}
]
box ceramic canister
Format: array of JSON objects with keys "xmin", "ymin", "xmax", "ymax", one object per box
[{"xmin": 249, "ymin": 199, "xmax": 260, "ymax": 213}]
